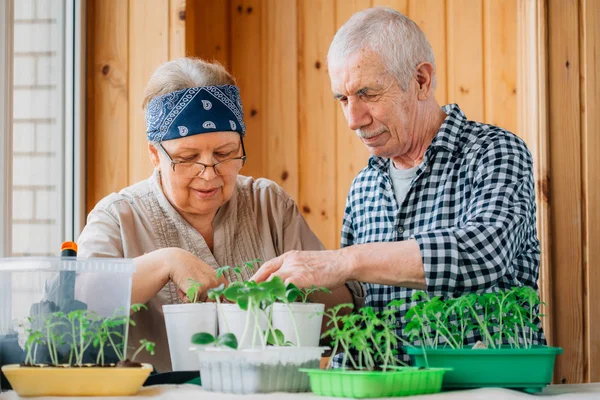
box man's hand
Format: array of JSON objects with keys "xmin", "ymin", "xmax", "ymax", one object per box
[{"xmin": 250, "ymin": 250, "xmax": 353, "ymax": 289}]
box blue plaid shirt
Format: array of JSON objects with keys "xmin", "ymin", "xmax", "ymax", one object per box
[{"xmin": 341, "ymin": 104, "xmax": 545, "ymax": 351}]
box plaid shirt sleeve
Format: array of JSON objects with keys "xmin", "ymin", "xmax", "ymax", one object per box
[
  {"xmin": 413, "ymin": 135, "xmax": 537, "ymax": 297},
  {"xmin": 341, "ymin": 192, "xmax": 368, "ymax": 308},
  {"xmin": 341, "ymin": 200, "xmax": 355, "ymax": 248}
]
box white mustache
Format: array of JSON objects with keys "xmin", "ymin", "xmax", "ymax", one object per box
[{"xmin": 356, "ymin": 127, "xmax": 388, "ymax": 139}]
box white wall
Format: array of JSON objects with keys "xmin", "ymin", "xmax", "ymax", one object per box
[{"xmin": 12, "ymin": 0, "xmax": 63, "ymax": 256}]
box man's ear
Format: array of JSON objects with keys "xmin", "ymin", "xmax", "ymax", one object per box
[
  {"xmin": 148, "ymin": 142, "xmax": 160, "ymax": 169},
  {"xmin": 415, "ymin": 62, "xmax": 435, "ymax": 100}
]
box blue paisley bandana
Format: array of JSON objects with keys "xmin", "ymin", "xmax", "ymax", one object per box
[{"xmin": 145, "ymin": 85, "xmax": 246, "ymax": 142}]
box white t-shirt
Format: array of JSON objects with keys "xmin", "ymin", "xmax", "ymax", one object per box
[{"xmin": 389, "ymin": 159, "xmax": 420, "ymax": 205}]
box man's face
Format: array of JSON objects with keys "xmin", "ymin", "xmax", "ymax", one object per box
[{"xmin": 329, "ymin": 49, "xmax": 419, "ymax": 159}]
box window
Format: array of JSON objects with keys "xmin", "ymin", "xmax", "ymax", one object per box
[{"xmin": 0, "ymin": 0, "xmax": 84, "ymax": 258}]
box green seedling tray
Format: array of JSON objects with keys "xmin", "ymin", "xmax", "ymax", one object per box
[
  {"xmin": 300, "ymin": 367, "xmax": 450, "ymax": 398},
  {"xmin": 405, "ymin": 346, "xmax": 562, "ymax": 393}
]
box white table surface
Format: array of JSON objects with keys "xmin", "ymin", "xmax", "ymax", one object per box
[{"xmin": 2, "ymin": 383, "xmax": 600, "ymax": 400}]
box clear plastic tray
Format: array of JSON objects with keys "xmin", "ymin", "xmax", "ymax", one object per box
[
  {"xmin": 196, "ymin": 346, "xmax": 328, "ymax": 393},
  {"xmin": 0, "ymin": 256, "xmax": 135, "ymax": 386}
]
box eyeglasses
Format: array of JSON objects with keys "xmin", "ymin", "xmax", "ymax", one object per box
[{"xmin": 157, "ymin": 140, "xmax": 247, "ymax": 178}]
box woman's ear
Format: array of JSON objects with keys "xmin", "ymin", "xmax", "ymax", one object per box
[{"xmin": 148, "ymin": 142, "xmax": 160, "ymax": 169}]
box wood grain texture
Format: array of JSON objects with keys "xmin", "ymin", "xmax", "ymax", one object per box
[
  {"xmin": 169, "ymin": 0, "xmax": 186, "ymax": 60},
  {"xmin": 185, "ymin": 0, "xmax": 230, "ymax": 66},
  {"xmin": 261, "ymin": 0, "xmax": 299, "ymax": 199},
  {"xmin": 334, "ymin": 0, "xmax": 373, "ymax": 246},
  {"xmin": 230, "ymin": 0, "xmax": 264, "ymax": 179},
  {"xmin": 446, "ymin": 0, "xmax": 484, "ymax": 121},
  {"xmin": 371, "ymin": 0, "xmax": 407, "ymax": 13},
  {"xmin": 298, "ymin": 0, "xmax": 337, "ymax": 249},
  {"xmin": 484, "ymin": 0, "xmax": 517, "ymax": 133},
  {"xmin": 581, "ymin": 0, "xmax": 600, "ymax": 383},
  {"xmin": 409, "ymin": 0, "xmax": 448, "ymax": 105},
  {"xmin": 548, "ymin": 0, "xmax": 584, "ymax": 384},
  {"xmin": 85, "ymin": 0, "xmax": 129, "ymax": 212},
  {"xmin": 128, "ymin": 0, "xmax": 170, "ymax": 185},
  {"xmin": 516, "ymin": 0, "xmax": 553, "ymax": 350}
]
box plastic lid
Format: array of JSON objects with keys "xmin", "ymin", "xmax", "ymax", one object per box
[{"xmin": 61, "ymin": 241, "xmax": 78, "ymax": 253}]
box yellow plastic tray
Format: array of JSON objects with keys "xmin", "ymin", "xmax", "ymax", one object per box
[{"xmin": 1, "ymin": 363, "xmax": 152, "ymax": 397}]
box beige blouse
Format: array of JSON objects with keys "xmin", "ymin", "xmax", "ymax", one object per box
[{"xmin": 77, "ymin": 170, "xmax": 325, "ymax": 371}]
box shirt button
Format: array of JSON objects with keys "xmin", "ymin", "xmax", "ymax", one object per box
[{"xmin": 398, "ymin": 226, "xmax": 405, "ymax": 234}]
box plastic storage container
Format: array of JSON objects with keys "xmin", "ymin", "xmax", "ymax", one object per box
[
  {"xmin": 406, "ymin": 346, "xmax": 563, "ymax": 393},
  {"xmin": 0, "ymin": 257, "xmax": 144, "ymax": 395},
  {"xmin": 196, "ymin": 346, "xmax": 327, "ymax": 393},
  {"xmin": 301, "ymin": 367, "xmax": 449, "ymax": 398}
]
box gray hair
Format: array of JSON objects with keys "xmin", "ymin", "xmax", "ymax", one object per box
[
  {"xmin": 142, "ymin": 57, "xmax": 236, "ymax": 110},
  {"xmin": 328, "ymin": 7, "xmax": 436, "ymax": 91}
]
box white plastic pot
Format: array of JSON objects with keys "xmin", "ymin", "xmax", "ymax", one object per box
[
  {"xmin": 272, "ymin": 303, "xmax": 324, "ymax": 347},
  {"xmin": 196, "ymin": 346, "xmax": 327, "ymax": 393},
  {"xmin": 163, "ymin": 303, "xmax": 217, "ymax": 371},
  {"xmin": 216, "ymin": 303, "xmax": 269, "ymax": 349}
]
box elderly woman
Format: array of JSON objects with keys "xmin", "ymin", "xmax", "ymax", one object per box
[{"xmin": 77, "ymin": 58, "xmax": 353, "ymax": 371}]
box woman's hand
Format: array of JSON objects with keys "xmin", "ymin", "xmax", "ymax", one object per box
[
  {"xmin": 132, "ymin": 248, "xmax": 227, "ymax": 305},
  {"xmin": 160, "ymin": 248, "xmax": 228, "ymax": 302}
]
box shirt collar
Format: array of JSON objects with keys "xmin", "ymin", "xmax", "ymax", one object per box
[{"xmin": 368, "ymin": 104, "xmax": 467, "ymax": 173}]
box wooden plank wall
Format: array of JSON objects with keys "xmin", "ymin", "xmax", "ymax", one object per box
[
  {"xmin": 86, "ymin": 0, "xmax": 600, "ymax": 384},
  {"xmin": 548, "ymin": 0, "xmax": 583, "ymax": 384},
  {"xmin": 87, "ymin": 0, "xmax": 518, "ymax": 250},
  {"xmin": 546, "ymin": 0, "xmax": 600, "ymax": 385},
  {"xmin": 184, "ymin": 0, "xmax": 517, "ymax": 250},
  {"xmin": 86, "ymin": 0, "xmax": 185, "ymax": 213},
  {"xmin": 581, "ymin": 0, "xmax": 600, "ymax": 383}
]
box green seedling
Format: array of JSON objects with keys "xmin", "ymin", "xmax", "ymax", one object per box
[
  {"xmin": 404, "ymin": 286, "xmax": 545, "ymax": 350},
  {"xmin": 196, "ymin": 262, "xmax": 315, "ymax": 351},
  {"xmin": 130, "ymin": 339, "xmax": 156, "ymax": 361},
  {"xmin": 216, "ymin": 258, "xmax": 262, "ymax": 282},
  {"xmin": 22, "ymin": 302, "xmax": 154, "ymax": 367},
  {"xmin": 285, "ymin": 283, "xmax": 332, "ymax": 304},
  {"xmin": 320, "ymin": 302, "xmax": 409, "ymax": 372},
  {"xmin": 191, "ymin": 332, "xmax": 238, "ymax": 350},
  {"xmin": 186, "ymin": 279, "xmax": 204, "ymax": 303}
]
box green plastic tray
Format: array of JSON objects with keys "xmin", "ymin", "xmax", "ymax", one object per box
[
  {"xmin": 300, "ymin": 367, "xmax": 450, "ymax": 398},
  {"xmin": 405, "ymin": 346, "xmax": 562, "ymax": 393}
]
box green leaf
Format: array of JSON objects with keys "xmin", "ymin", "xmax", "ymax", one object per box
[
  {"xmin": 217, "ymin": 333, "xmax": 238, "ymax": 349},
  {"xmin": 131, "ymin": 303, "xmax": 148, "ymax": 313},
  {"xmin": 224, "ymin": 285, "xmax": 243, "ymax": 302},
  {"xmin": 142, "ymin": 340, "xmax": 156, "ymax": 355},
  {"xmin": 191, "ymin": 332, "xmax": 216, "ymax": 345},
  {"xmin": 286, "ymin": 287, "xmax": 302, "ymax": 303},
  {"xmin": 273, "ymin": 329, "xmax": 286, "ymax": 344},
  {"xmin": 261, "ymin": 276, "xmax": 286, "ymax": 299},
  {"xmin": 237, "ymin": 296, "xmax": 249, "ymax": 310},
  {"xmin": 216, "ymin": 266, "xmax": 230, "ymax": 280},
  {"xmin": 186, "ymin": 286, "xmax": 199, "ymax": 303},
  {"xmin": 208, "ymin": 283, "xmax": 226, "ymax": 300}
]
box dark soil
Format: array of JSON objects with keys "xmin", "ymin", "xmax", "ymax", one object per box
[
  {"xmin": 19, "ymin": 361, "xmax": 142, "ymax": 368},
  {"xmin": 116, "ymin": 359, "xmax": 143, "ymax": 368}
]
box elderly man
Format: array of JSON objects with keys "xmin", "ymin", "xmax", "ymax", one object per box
[{"xmin": 252, "ymin": 7, "xmax": 545, "ymax": 348}]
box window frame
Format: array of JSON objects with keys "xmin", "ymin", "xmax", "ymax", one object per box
[
  {"xmin": 0, "ymin": 0, "xmax": 86, "ymax": 257},
  {"xmin": 0, "ymin": 0, "xmax": 14, "ymax": 258}
]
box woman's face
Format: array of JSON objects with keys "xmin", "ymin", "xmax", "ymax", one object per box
[{"xmin": 149, "ymin": 131, "xmax": 244, "ymax": 219}]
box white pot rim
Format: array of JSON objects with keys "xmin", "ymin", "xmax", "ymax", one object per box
[
  {"xmin": 163, "ymin": 302, "xmax": 216, "ymax": 313},
  {"xmin": 272, "ymin": 302, "xmax": 324, "ymax": 311},
  {"xmin": 195, "ymin": 345, "xmax": 329, "ymax": 354},
  {"xmin": 217, "ymin": 303, "xmax": 242, "ymax": 309}
]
